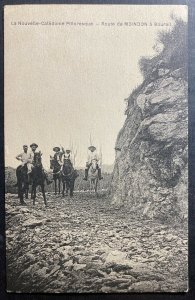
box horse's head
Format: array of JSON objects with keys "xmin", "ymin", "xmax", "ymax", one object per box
[
  {"xmin": 91, "ymin": 159, "xmax": 97, "ymax": 170},
  {"xmin": 50, "ymin": 156, "xmax": 55, "ymax": 169},
  {"xmin": 89, "ymin": 159, "xmax": 98, "ymax": 177},
  {"xmin": 34, "ymin": 152, "xmax": 42, "ymax": 167},
  {"xmin": 62, "ymin": 159, "xmax": 73, "ymax": 176}
]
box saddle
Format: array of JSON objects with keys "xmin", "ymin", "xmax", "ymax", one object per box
[{"xmin": 17, "ymin": 163, "xmax": 27, "ymax": 172}]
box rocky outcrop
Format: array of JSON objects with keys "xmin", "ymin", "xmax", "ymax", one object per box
[{"xmin": 111, "ymin": 65, "xmax": 188, "ymax": 222}]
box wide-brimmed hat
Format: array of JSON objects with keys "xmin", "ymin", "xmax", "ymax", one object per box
[
  {"xmin": 30, "ymin": 143, "xmax": 38, "ymax": 148},
  {"xmin": 88, "ymin": 146, "xmax": 96, "ymax": 151},
  {"xmin": 53, "ymin": 147, "xmax": 60, "ymax": 152},
  {"xmin": 66, "ymin": 149, "xmax": 71, "ymax": 152}
]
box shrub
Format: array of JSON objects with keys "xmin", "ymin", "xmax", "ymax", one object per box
[{"xmin": 139, "ymin": 17, "xmax": 187, "ymax": 79}]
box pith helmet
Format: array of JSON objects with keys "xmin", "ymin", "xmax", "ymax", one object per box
[
  {"xmin": 53, "ymin": 147, "xmax": 60, "ymax": 152},
  {"xmin": 88, "ymin": 146, "xmax": 96, "ymax": 151},
  {"xmin": 30, "ymin": 143, "xmax": 38, "ymax": 148}
]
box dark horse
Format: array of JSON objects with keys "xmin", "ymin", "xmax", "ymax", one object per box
[
  {"xmin": 50, "ymin": 156, "xmax": 61, "ymax": 195},
  {"xmin": 61, "ymin": 159, "xmax": 78, "ymax": 197},
  {"xmin": 16, "ymin": 164, "xmax": 29, "ymax": 205},
  {"xmin": 31, "ymin": 152, "xmax": 47, "ymax": 206}
]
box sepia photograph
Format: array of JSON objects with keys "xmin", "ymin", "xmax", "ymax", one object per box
[{"xmin": 4, "ymin": 4, "xmax": 188, "ymax": 293}]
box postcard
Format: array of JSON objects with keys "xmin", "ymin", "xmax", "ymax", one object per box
[{"xmin": 4, "ymin": 4, "xmax": 188, "ymax": 293}]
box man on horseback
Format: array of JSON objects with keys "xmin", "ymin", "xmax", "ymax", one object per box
[
  {"xmin": 28, "ymin": 143, "xmax": 52, "ymax": 185},
  {"xmin": 83, "ymin": 146, "xmax": 103, "ymax": 181},
  {"xmin": 53, "ymin": 146, "xmax": 65, "ymax": 167},
  {"xmin": 63, "ymin": 149, "xmax": 73, "ymax": 166},
  {"xmin": 14, "ymin": 145, "xmax": 31, "ymax": 187},
  {"xmin": 16, "ymin": 145, "xmax": 31, "ymax": 170}
]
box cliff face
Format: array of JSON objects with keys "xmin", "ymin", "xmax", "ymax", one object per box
[{"xmin": 111, "ymin": 64, "xmax": 188, "ymax": 222}]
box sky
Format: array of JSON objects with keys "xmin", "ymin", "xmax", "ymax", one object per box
[{"xmin": 4, "ymin": 4, "xmax": 187, "ymax": 169}]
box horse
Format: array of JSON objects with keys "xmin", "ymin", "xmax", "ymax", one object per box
[
  {"xmin": 31, "ymin": 152, "xmax": 47, "ymax": 206},
  {"xmin": 16, "ymin": 164, "xmax": 29, "ymax": 205},
  {"xmin": 50, "ymin": 156, "xmax": 61, "ymax": 195},
  {"xmin": 88, "ymin": 159, "xmax": 99, "ymax": 195},
  {"xmin": 61, "ymin": 159, "xmax": 78, "ymax": 197}
]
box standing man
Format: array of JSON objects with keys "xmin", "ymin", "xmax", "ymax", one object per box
[
  {"xmin": 83, "ymin": 145, "xmax": 103, "ymax": 181},
  {"xmin": 29, "ymin": 143, "xmax": 52, "ymax": 185}
]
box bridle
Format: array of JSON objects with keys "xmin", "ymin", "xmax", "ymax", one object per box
[
  {"xmin": 34, "ymin": 153, "xmax": 42, "ymax": 167},
  {"xmin": 52, "ymin": 170, "xmax": 61, "ymax": 175},
  {"xmin": 61, "ymin": 160, "xmax": 73, "ymax": 178}
]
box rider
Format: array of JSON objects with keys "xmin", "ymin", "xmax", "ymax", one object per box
[
  {"xmin": 28, "ymin": 143, "xmax": 52, "ymax": 185},
  {"xmin": 16, "ymin": 145, "xmax": 31, "ymax": 170},
  {"xmin": 53, "ymin": 146, "xmax": 65, "ymax": 168},
  {"xmin": 14, "ymin": 145, "xmax": 31, "ymax": 186},
  {"xmin": 63, "ymin": 149, "xmax": 73, "ymax": 165},
  {"xmin": 83, "ymin": 145, "xmax": 103, "ymax": 181}
]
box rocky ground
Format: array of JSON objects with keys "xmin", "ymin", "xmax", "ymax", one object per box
[{"xmin": 5, "ymin": 192, "xmax": 188, "ymax": 293}]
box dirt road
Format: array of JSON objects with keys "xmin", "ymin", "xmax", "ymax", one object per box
[{"xmin": 5, "ymin": 192, "xmax": 188, "ymax": 293}]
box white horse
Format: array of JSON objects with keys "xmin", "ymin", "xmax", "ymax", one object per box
[{"xmin": 88, "ymin": 159, "xmax": 99, "ymax": 194}]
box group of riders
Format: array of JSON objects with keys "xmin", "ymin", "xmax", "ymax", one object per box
[{"xmin": 15, "ymin": 143, "xmax": 103, "ymax": 185}]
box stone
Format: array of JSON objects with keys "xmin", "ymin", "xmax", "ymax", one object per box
[
  {"xmin": 165, "ymin": 234, "xmax": 176, "ymax": 242},
  {"xmin": 136, "ymin": 94, "xmax": 146, "ymax": 111},
  {"xmin": 158, "ymin": 68, "xmax": 170, "ymax": 76},
  {"xmin": 35, "ymin": 267, "xmax": 48, "ymax": 279},
  {"xmin": 19, "ymin": 207, "xmax": 30, "ymax": 213},
  {"xmin": 170, "ymin": 68, "xmax": 183, "ymax": 78},
  {"xmin": 64, "ymin": 260, "xmax": 73, "ymax": 268},
  {"xmin": 104, "ymin": 250, "xmax": 127, "ymax": 264},
  {"xmin": 25, "ymin": 253, "xmax": 36, "ymax": 262},
  {"xmin": 23, "ymin": 219, "xmax": 45, "ymax": 228},
  {"xmin": 129, "ymin": 280, "xmax": 160, "ymax": 292},
  {"xmin": 86, "ymin": 268, "xmax": 105, "ymax": 278},
  {"xmin": 101, "ymin": 286, "xmax": 111, "ymax": 293},
  {"xmin": 112, "ymin": 264, "xmax": 132, "ymax": 272},
  {"xmin": 73, "ymin": 263, "xmax": 86, "ymax": 271},
  {"xmin": 159, "ymin": 77, "xmax": 174, "ymax": 88},
  {"xmin": 144, "ymin": 82, "xmax": 154, "ymax": 94}
]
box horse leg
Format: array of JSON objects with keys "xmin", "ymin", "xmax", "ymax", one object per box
[
  {"xmin": 18, "ymin": 181, "xmax": 24, "ymax": 205},
  {"xmin": 62, "ymin": 181, "xmax": 65, "ymax": 197},
  {"xmin": 25, "ymin": 185, "xmax": 29, "ymax": 199},
  {"xmin": 58, "ymin": 179, "xmax": 61, "ymax": 194},
  {"xmin": 41, "ymin": 183, "xmax": 47, "ymax": 206},
  {"xmin": 91, "ymin": 180, "xmax": 95, "ymax": 194},
  {"xmin": 89, "ymin": 180, "xmax": 91, "ymax": 194},
  {"xmin": 32, "ymin": 184, "xmax": 36, "ymax": 205},
  {"xmin": 70, "ymin": 181, "xmax": 73, "ymax": 198},
  {"xmin": 92, "ymin": 181, "xmax": 95, "ymax": 193},
  {"xmin": 54, "ymin": 179, "xmax": 57, "ymax": 195},
  {"xmin": 95, "ymin": 179, "xmax": 98, "ymax": 196},
  {"xmin": 66, "ymin": 181, "xmax": 69, "ymax": 196}
]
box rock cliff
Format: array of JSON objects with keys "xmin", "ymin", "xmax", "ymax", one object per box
[{"xmin": 111, "ymin": 20, "xmax": 188, "ymax": 222}]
